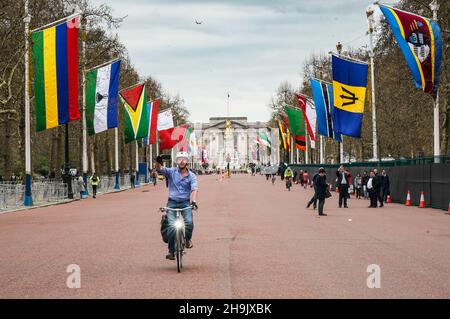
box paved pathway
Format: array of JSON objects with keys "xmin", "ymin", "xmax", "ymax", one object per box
[{"xmin": 0, "ymin": 174, "xmax": 449, "ymax": 298}]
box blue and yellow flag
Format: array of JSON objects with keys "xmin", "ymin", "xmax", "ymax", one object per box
[
  {"xmin": 379, "ymin": 4, "xmax": 442, "ymax": 97},
  {"xmin": 332, "ymin": 55, "xmax": 368, "ymax": 138},
  {"xmin": 310, "ymin": 79, "xmax": 341, "ymax": 142}
]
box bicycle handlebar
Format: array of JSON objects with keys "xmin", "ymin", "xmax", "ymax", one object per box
[{"xmin": 159, "ymin": 206, "xmax": 195, "ymax": 213}]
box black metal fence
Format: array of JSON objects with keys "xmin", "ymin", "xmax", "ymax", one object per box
[{"xmin": 289, "ymin": 156, "xmax": 450, "ymax": 210}]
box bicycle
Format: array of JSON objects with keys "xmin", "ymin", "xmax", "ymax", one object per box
[
  {"xmin": 159, "ymin": 205, "xmax": 195, "ymax": 273},
  {"xmin": 285, "ymin": 177, "xmax": 292, "ymax": 191}
]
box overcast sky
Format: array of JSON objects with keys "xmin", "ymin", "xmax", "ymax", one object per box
[{"xmin": 90, "ymin": 0, "xmax": 397, "ymax": 123}]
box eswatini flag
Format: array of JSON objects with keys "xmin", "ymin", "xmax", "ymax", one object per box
[
  {"xmin": 379, "ymin": 4, "xmax": 442, "ymax": 97},
  {"xmin": 32, "ymin": 16, "xmax": 80, "ymax": 132}
]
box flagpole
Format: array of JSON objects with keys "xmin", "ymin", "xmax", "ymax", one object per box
[
  {"xmin": 135, "ymin": 140, "xmax": 140, "ymax": 186},
  {"xmin": 114, "ymin": 128, "xmax": 120, "ymax": 190},
  {"xmin": 31, "ymin": 12, "xmax": 81, "ymax": 33},
  {"xmin": 64, "ymin": 123, "xmax": 74, "ymax": 199},
  {"xmin": 367, "ymin": 8, "xmax": 378, "ymax": 161},
  {"xmin": 305, "ymin": 130, "xmax": 309, "ymax": 164},
  {"xmin": 430, "ymin": 0, "xmax": 440, "ymax": 163},
  {"xmin": 290, "ymin": 135, "xmax": 294, "ymax": 164},
  {"xmin": 90, "ymin": 140, "xmax": 95, "ymax": 173},
  {"xmin": 340, "ymin": 138, "xmax": 344, "ymax": 164},
  {"xmin": 23, "ymin": 0, "xmax": 33, "ymax": 206},
  {"xmin": 81, "ymin": 14, "xmax": 88, "ymax": 197},
  {"xmin": 320, "ymin": 136, "xmax": 324, "ymax": 164},
  {"xmin": 86, "ymin": 58, "xmax": 121, "ymax": 72}
]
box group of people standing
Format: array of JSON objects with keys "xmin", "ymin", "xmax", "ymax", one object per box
[{"xmin": 287, "ymin": 165, "xmax": 391, "ymax": 216}]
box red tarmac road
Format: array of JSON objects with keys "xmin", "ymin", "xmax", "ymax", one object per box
[{"xmin": 0, "ymin": 174, "xmax": 449, "ymax": 298}]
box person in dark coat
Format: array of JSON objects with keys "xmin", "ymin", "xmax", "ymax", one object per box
[
  {"xmin": 316, "ymin": 168, "xmax": 328, "ymax": 216},
  {"xmin": 373, "ymin": 169, "xmax": 384, "ymax": 207},
  {"xmin": 336, "ymin": 165, "xmax": 351, "ymax": 208},
  {"xmin": 307, "ymin": 171, "xmax": 320, "ymax": 209},
  {"xmin": 362, "ymin": 171, "xmax": 369, "ymax": 199},
  {"xmin": 381, "ymin": 169, "xmax": 390, "ymax": 202},
  {"xmin": 367, "ymin": 170, "xmax": 378, "ymax": 208}
]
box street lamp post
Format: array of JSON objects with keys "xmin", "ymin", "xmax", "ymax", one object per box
[
  {"xmin": 336, "ymin": 42, "xmax": 344, "ymax": 163},
  {"xmin": 367, "ymin": 7, "xmax": 378, "ymax": 162}
]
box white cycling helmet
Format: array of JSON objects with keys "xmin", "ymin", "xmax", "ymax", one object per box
[{"xmin": 175, "ymin": 151, "xmax": 190, "ymax": 161}]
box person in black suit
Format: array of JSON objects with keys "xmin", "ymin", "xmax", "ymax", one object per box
[
  {"xmin": 367, "ymin": 170, "xmax": 378, "ymax": 208},
  {"xmin": 381, "ymin": 169, "xmax": 390, "ymax": 202},
  {"xmin": 336, "ymin": 165, "xmax": 351, "ymax": 208},
  {"xmin": 316, "ymin": 168, "xmax": 328, "ymax": 216},
  {"xmin": 373, "ymin": 168, "xmax": 384, "ymax": 207}
]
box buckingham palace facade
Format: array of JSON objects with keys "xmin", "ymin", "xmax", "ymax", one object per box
[{"xmin": 192, "ymin": 117, "xmax": 279, "ymax": 169}]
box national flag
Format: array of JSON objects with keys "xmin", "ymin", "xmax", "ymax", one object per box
[
  {"xmin": 278, "ymin": 120, "xmax": 288, "ymax": 150},
  {"xmin": 285, "ymin": 105, "xmax": 305, "ymax": 136},
  {"xmin": 310, "ymin": 79, "xmax": 342, "ymax": 142},
  {"xmin": 189, "ymin": 130, "xmax": 198, "ymax": 157},
  {"xmin": 32, "ymin": 16, "xmax": 80, "ymax": 131},
  {"xmin": 157, "ymin": 109, "xmax": 175, "ymax": 150},
  {"xmin": 119, "ymin": 83, "xmax": 149, "ymax": 144},
  {"xmin": 86, "ymin": 60, "xmax": 121, "ymax": 135},
  {"xmin": 295, "ymin": 135, "xmax": 306, "ymax": 151},
  {"xmin": 143, "ymin": 98, "xmax": 160, "ymax": 145},
  {"xmin": 295, "ymin": 94, "xmax": 316, "ymax": 149},
  {"xmin": 379, "ymin": 4, "xmax": 442, "ymax": 97},
  {"xmin": 177, "ymin": 125, "xmax": 191, "ymax": 152},
  {"xmin": 283, "ymin": 115, "xmax": 292, "ymax": 152},
  {"xmin": 332, "ymin": 55, "xmax": 368, "ymax": 138},
  {"xmin": 257, "ymin": 132, "xmax": 271, "ymax": 148}
]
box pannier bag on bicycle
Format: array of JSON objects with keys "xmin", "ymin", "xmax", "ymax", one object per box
[{"xmin": 160, "ymin": 214, "xmax": 169, "ymax": 243}]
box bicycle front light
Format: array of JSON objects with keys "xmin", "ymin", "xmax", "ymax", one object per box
[{"xmin": 174, "ymin": 220, "xmax": 184, "ymax": 229}]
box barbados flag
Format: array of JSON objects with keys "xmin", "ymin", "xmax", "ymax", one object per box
[
  {"xmin": 32, "ymin": 16, "xmax": 80, "ymax": 132},
  {"xmin": 332, "ymin": 55, "xmax": 368, "ymax": 138},
  {"xmin": 379, "ymin": 4, "xmax": 442, "ymax": 97}
]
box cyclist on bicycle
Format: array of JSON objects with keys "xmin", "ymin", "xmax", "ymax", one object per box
[
  {"xmin": 155, "ymin": 151, "xmax": 198, "ymax": 260},
  {"xmin": 284, "ymin": 167, "xmax": 293, "ymax": 189}
]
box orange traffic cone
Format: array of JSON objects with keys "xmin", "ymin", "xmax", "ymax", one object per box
[
  {"xmin": 386, "ymin": 195, "xmax": 392, "ymax": 203},
  {"xmin": 419, "ymin": 191, "xmax": 425, "ymax": 208},
  {"xmin": 447, "ymin": 202, "xmax": 450, "ymax": 214},
  {"xmin": 336, "ymin": 186, "xmax": 339, "ymax": 193},
  {"xmin": 405, "ymin": 190, "xmax": 411, "ymax": 206}
]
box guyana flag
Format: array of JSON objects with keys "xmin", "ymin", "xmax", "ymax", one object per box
[{"xmin": 119, "ymin": 83, "xmax": 149, "ymax": 144}]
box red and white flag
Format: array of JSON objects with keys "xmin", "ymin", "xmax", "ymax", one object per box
[
  {"xmin": 157, "ymin": 109, "xmax": 175, "ymax": 150},
  {"xmin": 295, "ymin": 94, "xmax": 316, "ymax": 149}
]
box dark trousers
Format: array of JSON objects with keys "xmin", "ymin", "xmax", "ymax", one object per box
[
  {"xmin": 318, "ymin": 198, "xmax": 325, "ymax": 215},
  {"xmin": 376, "ymin": 188, "xmax": 384, "ymax": 206},
  {"xmin": 308, "ymin": 194, "xmax": 317, "ymax": 208},
  {"xmin": 368, "ymin": 188, "xmax": 377, "ymax": 207},
  {"xmin": 338, "ymin": 185, "xmax": 349, "ymax": 207},
  {"xmin": 92, "ymin": 185, "xmax": 97, "ymax": 197},
  {"xmin": 382, "ymin": 187, "xmax": 389, "ymax": 202},
  {"xmin": 356, "ymin": 187, "xmax": 362, "ymax": 199}
]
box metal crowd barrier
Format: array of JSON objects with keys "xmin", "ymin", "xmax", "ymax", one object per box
[{"xmin": 0, "ymin": 183, "xmax": 24, "ymax": 211}]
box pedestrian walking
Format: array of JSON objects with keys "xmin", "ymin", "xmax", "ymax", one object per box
[
  {"xmin": 354, "ymin": 173, "xmax": 362, "ymax": 199},
  {"xmin": 316, "ymin": 168, "xmax": 329, "ymax": 216},
  {"xmin": 373, "ymin": 169, "xmax": 384, "ymax": 207},
  {"xmin": 130, "ymin": 170, "xmax": 136, "ymax": 188},
  {"xmin": 362, "ymin": 171, "xmax": 369, "ymax": 199},
  {"xmin": 10, "ymin": 172, "xmax": 17, "ymax": 184},
  {"xmin": 89, "ymin": 173, "xmax": 100, "ymax": 199},
  {"xmin": 76, "ymin": 175, "xmax": 85, "ymax": 199},
  {"xmin": 367, "ymin": 171, "xmax": 377, "ymax": 208},
  {"xmin": 336, "ymin": 165, "xmax": 351, "ymax": 208},
  {"xmin": 307, "ymin": 170, "xmax": 320, "ymax": 209},
  {"xmin": 303, "ymin": 170, "xmax": 309, "ymax": 189},
  {"xmin": 381, "ymin": 169, "xmax": 390, "ymax": 202}
]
